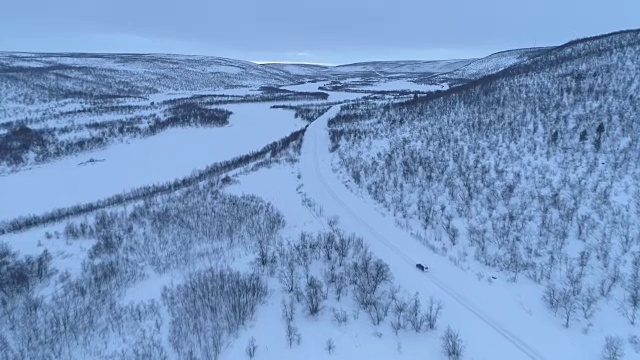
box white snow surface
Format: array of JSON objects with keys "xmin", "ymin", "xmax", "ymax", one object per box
[
  {"xmin": 0, "ymin": 224, "xmax": 94, "ymax": 280},
  {"xmin": 281, "ymin": 81, "xmax": 367, "ymax": 101},
  {"xmin": 0, "ymin": 103, "xmax": 306, "ymax": 221},
  {"xmin": 281, "ymin": 82, "xmax": 328, "ymax": 92},
  {"xmin": 298, "ymin": 107, "xmax": 591, "ymax": 360},
  {"xmin": 222, "ymin": 165, "xmax": 442, "ymax": 359}
]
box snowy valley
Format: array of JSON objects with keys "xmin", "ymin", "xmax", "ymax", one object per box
[{"xmin": 1, "ymin": 29, "xmax": 640, "ymax": 360}]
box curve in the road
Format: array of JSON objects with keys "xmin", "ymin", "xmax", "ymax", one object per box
[{"xmin": 303, "ymin": 106, "xmax": 547, "ymax": 360}]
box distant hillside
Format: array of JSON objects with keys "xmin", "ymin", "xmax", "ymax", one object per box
[
  {"xmin": 429, "ymin": 47, "xmax": 553, "ymax": 84},
  {"xmin": 261, "ymin": 59, "xmax": 477, "ymax": 77},
  {"xmin": 329, "ymin": 59, "xmax": 476, "ymax": 75},
  {"xmin": 329, "ymin": 28, "xmax": 640, "ymax": 339},
  {"xmin": 0, "ymin": 52, "xmax": 295, "ymax": 106},
  {"xmin": 260, "ymin": 62, "xmax": 329, "ymax": 76}
]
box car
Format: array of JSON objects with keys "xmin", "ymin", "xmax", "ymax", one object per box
[{"xmin": 415, "ymin": 263, "xmax": 428, "ymax": 272}]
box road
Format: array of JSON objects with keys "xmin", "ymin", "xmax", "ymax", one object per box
[{"xmin": 299, "ymin": 106, "xmax": 586, "ymax": 360}]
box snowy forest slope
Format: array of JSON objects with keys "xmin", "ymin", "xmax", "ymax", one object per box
[
  {"xmin": 430, "ymin": 46, "xmax": 553, "ymax": 84},
  {"xmin": 0, "ymin": 52, "xmax": 295, "ymax": 106},
  {"xmin": 329, "ymin": 59, "xmax": 476, "ymax": 75},
  {"xmin": 328, "ymin": 28, "xmax": 640, "ymax": 349}
]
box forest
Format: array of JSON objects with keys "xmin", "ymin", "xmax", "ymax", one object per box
[{"xmin": 328, "ymin": 29, "xmax": 640, "ymax": 335}]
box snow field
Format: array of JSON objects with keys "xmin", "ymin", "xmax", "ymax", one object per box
[{"xmin": 0, "ymin": 102, "xmax": 307, "ymax": 221}]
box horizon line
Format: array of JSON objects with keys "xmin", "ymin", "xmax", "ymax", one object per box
[{"xmin": 250, "ymin": 60, "xmax": 337, "ymax": 66}]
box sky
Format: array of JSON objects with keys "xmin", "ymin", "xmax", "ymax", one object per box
[{"xmin": 1, "ymin": 0, "xmax": 638, "ymax": 64}]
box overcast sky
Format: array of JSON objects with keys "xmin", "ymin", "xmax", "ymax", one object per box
[{"xmin": 1, "ymin": 0, "xmax": 638, "ymax": 64}]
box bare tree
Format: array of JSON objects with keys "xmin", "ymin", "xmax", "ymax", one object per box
[
  {"xmin": 320, "ymin": 232, "xmax": 337, "ymax": 262},
  {"xmin": 613, "ymin": 207, "xmax": 634, "ymax": 254},
  {"xmin": 390, "ymin": 290, "xmax": 408, "ymax": 334},
  {"xmin": 579, "ymin": 286, "xmax": 599, "ymax": 320},
  {"xmin": 279, "ymin": 256, "xmax": 298, "ymax": 293},
  {"xmin": 468, "ymin": 221, "xmax": 489, "ymax": 264},
  {"xmin": 325, "ymin": 338, "xmax": 336, "ymax": 355},
  {"xmin": 303, "ymin": 276, "xmax": 324, "ymax": 316},
  {"xmin": 210, "ymin": 326, "xmax": 225, "ymax": 360},
  {"xmin": 332, "ymin": 308, "xmax": 348, "ymax": 326},
  {"xmin": 441, "ymin": 326, "xmax": 465, "ymax": 360},
  {"xmin": 335, "ymin": 233, "xmax": 354, "ymax": 267},
  {"xmin": 601, "ymin": 336, "xmax": 625, "ymax": 360},
  {"xmin": 505, "ymin": 237, "xmax": 526, "ymax": 282},
  {"xmin": 543, "ymin": 283, "xmax": 561, "ymax": 315},
  {"xmin": 577, "ymin": 249, "xmax": 591, "ymax": 278},
  {"xmin": 323, "ymin": 261, "xmax": 337, "ymax": 286},
  {"xmin": 576, "ymin": 213, "xmax": 594, "ymax": 242},
  {"xmin": 390, "ymin": 317, "xmax": 404, "ymax": 335},
  {"xmin": 403, "ymin": 293, "xmax": 425, "ymax": 332},
  {"xmin": 425, "ymin": 296, "xmax": 443, "ymax": 331},
  {"xmin": 294, "ymin": 232, "xmax": 314, "ymax": 277},
  {"xmin": 491, "ymin": 212, "xmax": 512, "ymax": 249},
  {"xmin": 621, "ymin": 252, "xmax": 640, "ymax": 325},
  {"xmin": 417, "ymin": 195, "xmax": 437, "ymax": 230},
  {"xmin": 256, "ymin": 236, "xmax": 271, "ymax": 268},
  {"xmin": 629, "ymin": 335, "xmax": 640, "ymax": 354},
  {"xmin": 559, "ymin": 287, "xmax": 578, "ymax": 328},
  {"xmin": 245, "ymin": 337, "xmax": 257, "ymax": 359},
  {"xmin": 328, "ymin": 216, "xmax": 340, "ymax": 233},
  {"xmin": 599, "ymin": 261, "xmax": 622, "ymax": 298},
  {"xmin": 333, "ymin": 271, "xmax": 348, "ymax": 302},
  {"xmin": 282, "ymin": 297, "xmax": 295, "ymax": 323},
  {"xmin": 443, "ymin": 214, "xmax": 459, "ymax": 246},
  {"xmin": 351, "ymin": 250, "xmax": 392, "ymax": 309},
  {"xmin": 595, "ymin": 236, "xmax": 613, "ymax": 270},
  {"xmin": 367, "ymin": 295, "xmax": 392, "ymax": 326},
  {"xmin": 285, "ymin": 321, "xmax": 301, "ymax": 348},
  {"xmin": 565, "ymin": 261, "xmax": 584, "ymax": 297}
]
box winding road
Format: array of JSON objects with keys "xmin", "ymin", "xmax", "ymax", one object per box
[{"xmin": 299, "ymin": 106, "xmax": 585, "ymax": 360}]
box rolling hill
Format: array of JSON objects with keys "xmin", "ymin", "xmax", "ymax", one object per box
[
  {"xmin": 260, "ymin": 59, "xmax": 477, "ymax": 78},
  {"xmin": 429, "ymin": 46, "xmax": 554, "ymax": 84},
  {"xmin": 328, "ymin": 59, "xmax": 476, "ymax": 75},
  {"xmin": 0, "ymin": 52, "xmax": 296, "ymax": 106},
  {"xmin": 329, "ymin": 28, "xmax": 640, "ymax": 357},
  {"xmin": 260, "ymin": 62, "xmax": 330, "ymax": 76}
]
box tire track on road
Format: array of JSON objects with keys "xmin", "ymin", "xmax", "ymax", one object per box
[{"xmin": 305, "ymin": 108, "xmax": 546, "ymax": 360}]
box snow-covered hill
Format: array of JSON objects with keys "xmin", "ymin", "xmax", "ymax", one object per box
[
  {"xmin": 329, "ymin": 28, "xmax": 640, "ymax": 358},
  {"xmin": 329, "ymin": 59, "xmax": 476, "ymax": 75},
  {"xmin": 431, "ymin": 47, "xmax": 553, "ymax": 83},
  {"xmin": 260, "ymin": 63, "xmax": 330, "ymax": 76},
  {"xmin": 260, "ymin": 59, "xmax": 477, "ymax": 78},
  {"xmin": 0, "ymin": 52, "xmax": 295, "ymax": 106}
]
